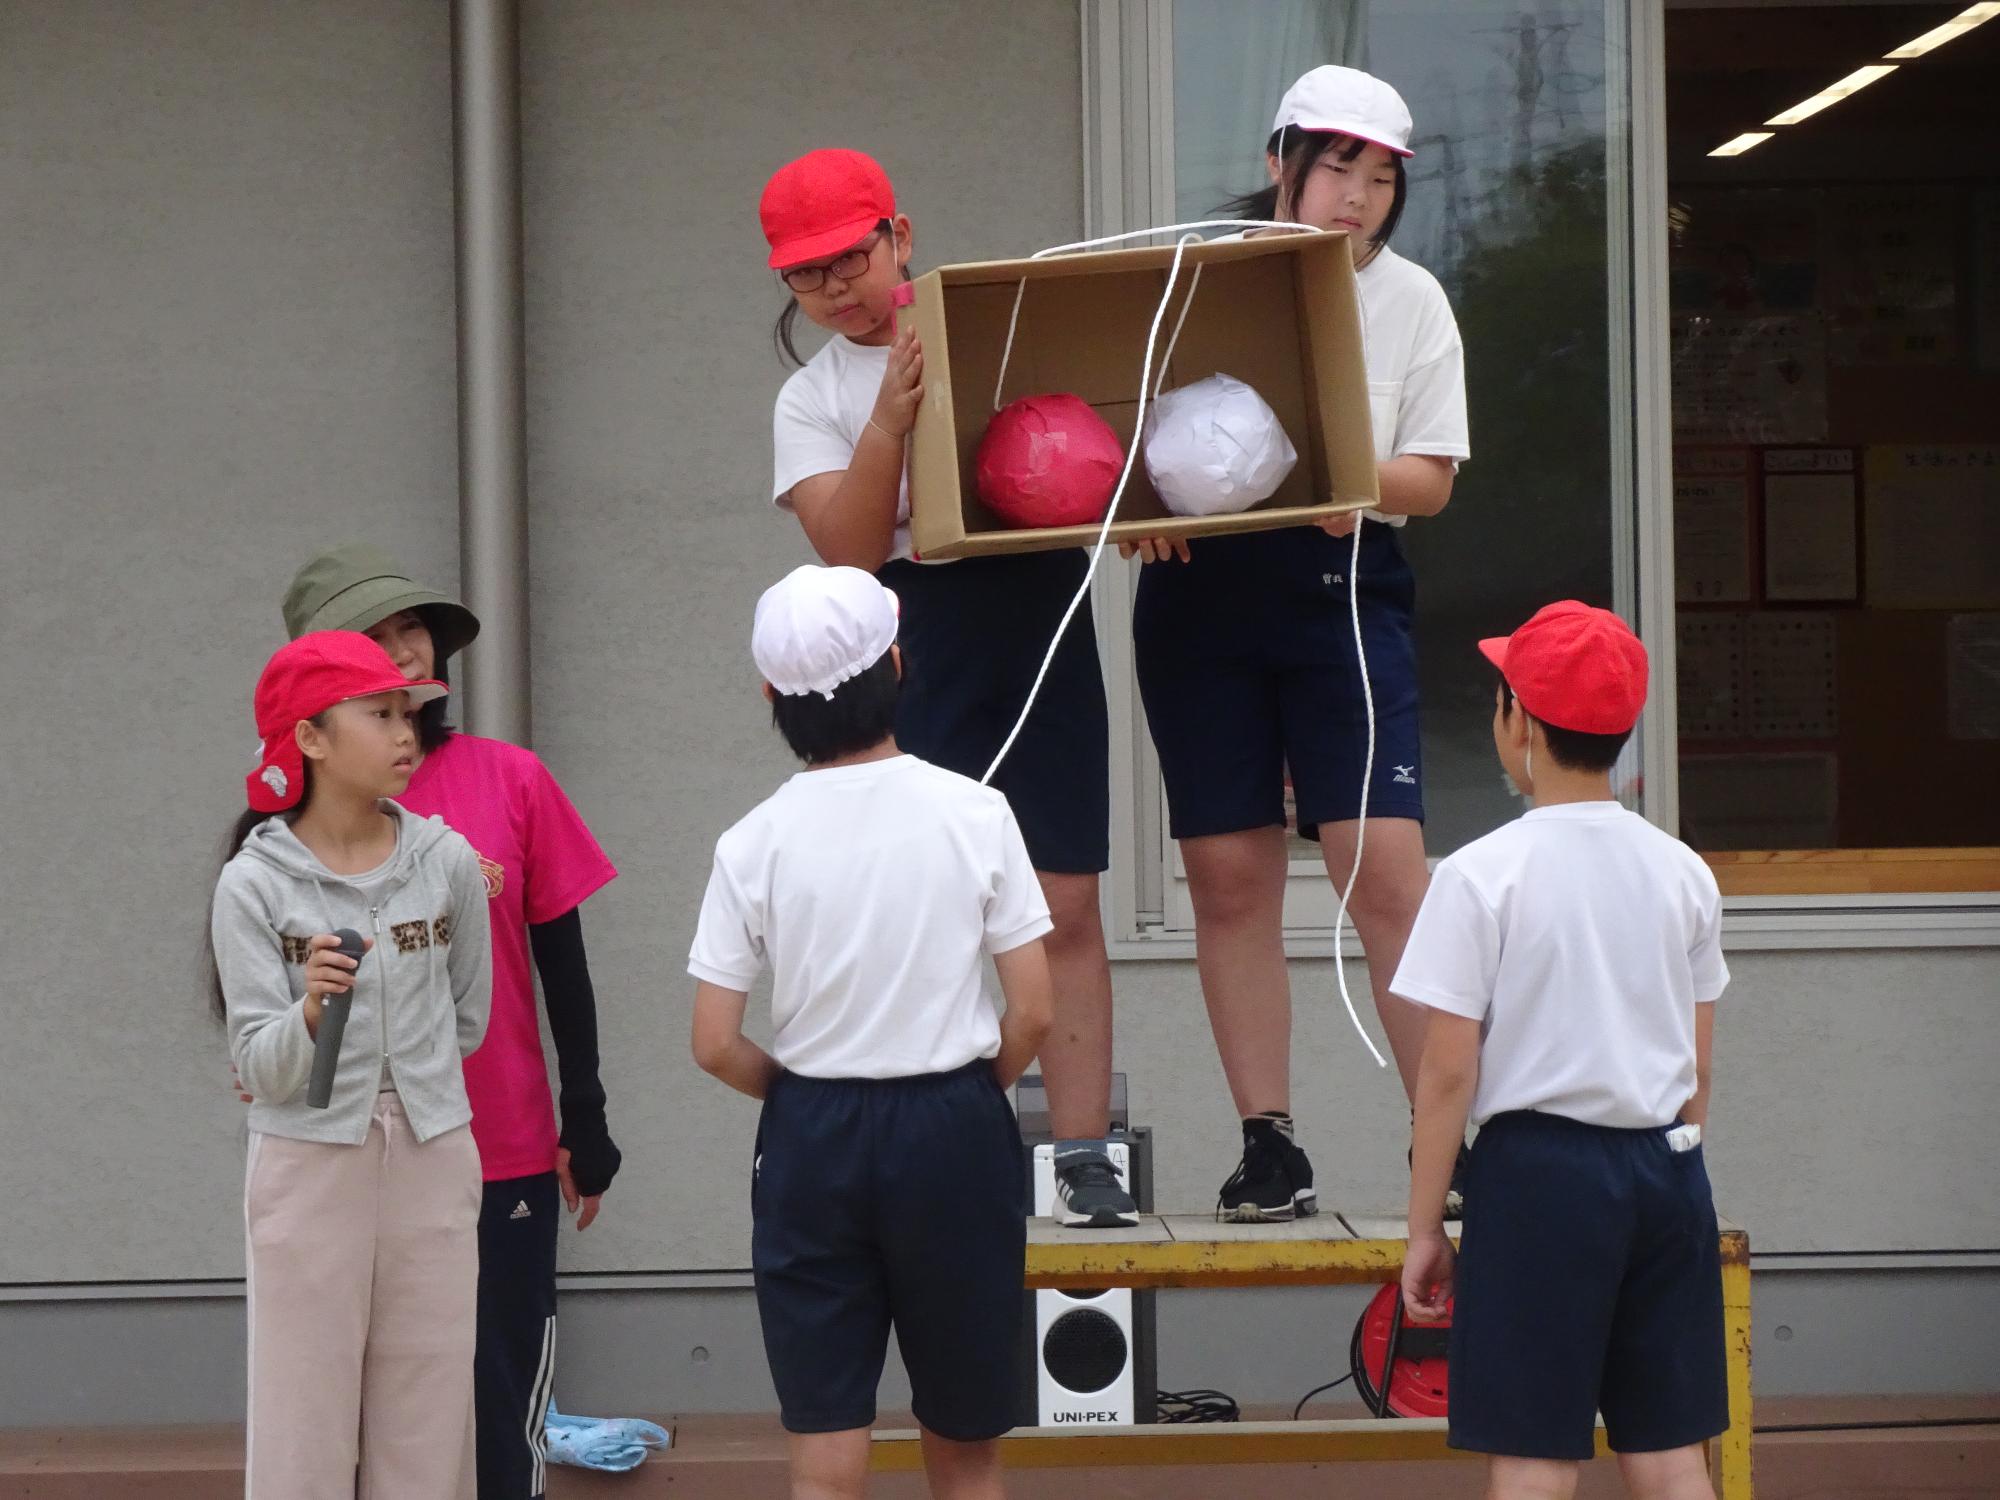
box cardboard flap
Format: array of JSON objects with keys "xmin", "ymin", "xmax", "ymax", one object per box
[
  {"xmin": 932, "ymin": 227, "xmax": 1351, "ymax": 287},
  {"xmin": 907, "ymin": 274, "xmax": 959, "ymax": 560}
]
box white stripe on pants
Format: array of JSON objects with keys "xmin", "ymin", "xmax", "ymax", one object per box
[
  {"xmin": 244, "ymin": 1096, "xmax": 481, "ymax": 1500},
  {"xmin": 527, "ymin": 1314, "xmax": 556, "ymax": 1496}
]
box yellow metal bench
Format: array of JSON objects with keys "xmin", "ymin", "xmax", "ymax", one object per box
[{"xmin": 871, "ymin": 1211, "xmax": 1753, "ymax": 1498}]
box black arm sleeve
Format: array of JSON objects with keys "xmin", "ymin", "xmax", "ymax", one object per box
[{"xmin": 529, "ymin": 906, "xmax": 622, "ymax": 1196}]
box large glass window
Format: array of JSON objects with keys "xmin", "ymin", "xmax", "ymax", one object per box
[
  {"xmin": 1089, "ymin": 0, "xmax": 1997, "ymax": 941},
  {"xmin": 1132, "ymin": 0, "xmax": 1627, "ymax": 932},
  {"xmin": 1665, "ymin": 2, "xmax": 2000, "ymax": 896}
]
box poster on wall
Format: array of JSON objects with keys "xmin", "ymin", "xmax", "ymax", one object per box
[
  {"xmin": 1764, "ymin": 471, "xmax": 1859, "ymax": 602},
  {"xmin": 1745, "ymin": 612, "xmax": 1838, "ymax": 739},
  {"xmin": 1948, "ymin": 614, "xmax": 2000, "ymax": 741},
  {"xmin": 1670, "ymin": 312, "xmax": 1828, "ymax": 444},
  {"xmin": 1864, "ymin": 446, "xmax": 2000, "ymax": 608},
  {"xmin": 1674, "ymin": 474, "xmax": 1753, "ymax": 603},
  {"xmin": 1677, "ymin": 613, "xmax": 1746, "ymax": 739},
  {"xmin": 1824, "ymin": 189, "xmax": 1958, "ymax": 366}
]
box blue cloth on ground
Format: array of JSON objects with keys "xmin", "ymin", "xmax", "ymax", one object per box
[{"xmin": 545, "ymin": 1401, "xmax": 672, "ymax": 1471}]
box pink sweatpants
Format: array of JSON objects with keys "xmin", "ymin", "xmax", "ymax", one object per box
[{"xmin": 244, "ymin": 1095, "xmax": 481, "ymax": 1500}]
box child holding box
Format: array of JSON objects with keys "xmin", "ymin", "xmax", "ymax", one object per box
[{"xmin": 760, "ymin": 149, "xmax": 1133, "ymax": 1229}]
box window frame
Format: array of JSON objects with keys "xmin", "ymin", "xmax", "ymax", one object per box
[{"xmin": 1081, "ymin": 0, "xmax": 2000, "ymax": 957}]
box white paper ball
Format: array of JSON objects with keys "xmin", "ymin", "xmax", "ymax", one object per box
[{"xmin": 1141, "ymin": 374, "xmax": 1300, "ymax": 518}]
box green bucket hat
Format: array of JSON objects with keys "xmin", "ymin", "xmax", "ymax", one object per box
[{"xmin": 282, "ymin": 543, "xmax": 482, "ymax": 662}]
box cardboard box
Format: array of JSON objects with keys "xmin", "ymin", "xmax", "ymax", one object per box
[{"xmin": 905, "ymin": 230, "xmax": 1379, "ymax": 560}]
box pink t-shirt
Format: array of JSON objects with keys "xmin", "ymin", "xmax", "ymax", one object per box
[{"xmin": 398, "ymin": 734, "xmax": 617, "ymax": 1182}]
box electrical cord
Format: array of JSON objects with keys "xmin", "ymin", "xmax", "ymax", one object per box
[
  {"xmin": 1292, "ymin": 1372, "xmax": 1356, "ymax": 1420},
  {"xmin": 1754, "ymin": 1416, "xmax": 2000, "ymax": 1434},
  {"xmin": 1154, "ymin": 1388, "xmax": 1242, "ymax": 1424}
]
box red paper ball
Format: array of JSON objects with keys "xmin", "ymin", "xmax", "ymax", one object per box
[{"xmin": 975, "ymin": 394, "xmax": 1125, "ymax": 529}]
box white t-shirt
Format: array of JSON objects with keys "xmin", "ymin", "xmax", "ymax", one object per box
[
  {"xmin": 771, "ymin": 338, "xmax": 917, "ymax": 561},
  {"xmin": 1354, "ymin": 246, "xmax": 1470, "ymax": 527},
  {"xmin": 1389, "ymin": 803, "xmax": 1729, "ymax": 1130},
  {"xmin": 687, "ymin": 755, "xmax": 1053, "ymax": 1079}
]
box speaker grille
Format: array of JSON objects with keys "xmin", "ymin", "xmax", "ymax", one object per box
[{"xmin": 1041, "ymin": 1305, "xmax": 1129, "ymax": 1395}]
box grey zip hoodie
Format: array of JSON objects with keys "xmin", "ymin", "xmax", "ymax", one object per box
[{"xmin": 211, "ymin": 802, "xmax": 493, "ymax": 1146}]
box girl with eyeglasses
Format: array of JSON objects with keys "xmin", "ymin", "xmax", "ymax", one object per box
[{"xmin": 759, "ymin": 149, "xmax": 1135, "ymax": 1236}]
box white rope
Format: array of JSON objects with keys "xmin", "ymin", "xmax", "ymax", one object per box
[
  {"xmin": 1329, "ymin": 513, "xmax": 1387, "ymax": 1069},
  {"xmin": 1153, "ymin": 263, "xmax": 1204, "ymax": 397},
  {"xmin": 1028, "ymin": 219, "xmax": 1315, "ymax": 259},
  {"xmin": 991, "ymin": 221, "xmax": 1311, "ymax": 412},
  {"xmin": 978, "ymin": 231, "xmax": 1204, "ymax": 786},
  {"xmin": 974, "ymin": 216, "xmax": 1386, "ymax": 1068},
  {"xmin": 994, "ymin": 257, "xmax": 1206, "ymax": 411},
  {"xmin": 993, "ymin": 278, "xmax": 1029, "ymax": 412}
]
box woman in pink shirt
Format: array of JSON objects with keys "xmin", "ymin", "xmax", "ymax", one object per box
[{"xmin": 281, "ymin": 544, "xmax": 620, "ymax": 1500}]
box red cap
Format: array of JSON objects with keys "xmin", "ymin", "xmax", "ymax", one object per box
[
  {"xmin": 760, "ymin": 148, "xmax": 895, "ymax": 270},
  {"xmin": 1478, "ymin": 601, "xmax": 1648, "ymax": 735},
  {"xmin": 247, "ymin": 631, "xmax": 447, "ymax": 813}
]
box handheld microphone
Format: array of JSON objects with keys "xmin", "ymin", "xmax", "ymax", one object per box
[{"xmin": 305, "ymin": 928, "xmax": 367, "ymax": 1109}]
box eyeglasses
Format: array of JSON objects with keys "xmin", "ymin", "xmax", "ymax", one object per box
[{"xmin": 779, "ymin": 232, "xmax": 885, "ymax": 293}]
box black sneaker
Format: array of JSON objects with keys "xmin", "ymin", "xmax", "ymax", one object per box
[
  {"xmin": 1217, "ymin": 1117, "xmax": 1317, "ymax": 1223},
  {"xmin": 1053, "ymin": 1147, "xmax": 1139, "ymax": 1228}
]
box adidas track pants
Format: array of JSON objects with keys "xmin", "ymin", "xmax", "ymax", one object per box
[{"xmin": 476, "ymin": 1171, "xmax": 563, "ymax": 1498}]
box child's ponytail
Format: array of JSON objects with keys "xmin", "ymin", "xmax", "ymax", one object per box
[
  {"xmin": 1221, "ymin": 170, "xmax": 1281, "ymax": 226},
  {"xmin": 774, "ymin": 303, "xmax": 807, "ymax": 367}
]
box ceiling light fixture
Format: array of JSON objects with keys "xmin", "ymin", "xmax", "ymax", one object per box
[
  {"xmin": 1885, "ymin": 2, "xmax": 2000, "ymax": 59},
  {"xmin": 1708, "ymin": 131, "xmax": 1775, "ymax": 158},
  {"xmin": 1764, "ymin": 64, "xmax": 1898, "ymax": 126},
  {"xmin": 1708, "ymin": 7, "xmax": 1989, "ymax": 163}
]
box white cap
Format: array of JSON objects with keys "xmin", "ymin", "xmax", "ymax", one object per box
[
  {"xmin": 752, "ymin": 565, "xmax": 900, "ymax": 699},
  {"xmin": 1271, "ymin": 65, "xmax": 1414, "ymax": 157},
  {"xmin": 1143, "ymin": 374, "xmax": 1299, "ymax": 518}
]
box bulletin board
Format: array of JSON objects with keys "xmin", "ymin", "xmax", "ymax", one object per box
[{"xmin": 1670, "ymin": 186, "xmax": 2000, "ymax": 858}]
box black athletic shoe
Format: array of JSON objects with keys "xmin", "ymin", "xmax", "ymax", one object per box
[
  {"xmin": 1217, "ymin": 1117, "xmax": 1318, "ymax": 1223},
  {"xmin": 1053, "ymin": 1147, "xmax": 1139, "ymax": 1228}
]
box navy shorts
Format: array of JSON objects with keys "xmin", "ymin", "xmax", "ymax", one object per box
[
  {"xmin": 1132, "ymin": 525, "xmax": 1424, "ymax": 842},
  {"xmin": 751, "ymin": 1062, "xmax": 1028, "ymax": 1441},
  {"xmin": 1448, "ymin": 1111, "xmax": 1730, "ymax": 1461},
  {"xmin": 879, "ymin": 550, "xmax": 1110, "ymax": 874}
]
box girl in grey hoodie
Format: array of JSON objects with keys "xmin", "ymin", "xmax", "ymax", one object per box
[{"xmin": 208, "ymin": 631, "xmax": 492, "ymax": 1500}]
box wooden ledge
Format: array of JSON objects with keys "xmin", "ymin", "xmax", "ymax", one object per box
[
  {"xmin": 1705, "ymin": 846, "xmax": 2000, "ymax": 897},
  {"xmin": 871, "ymin": 1418, "xmax": 1609, "ymax": 1470}
]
